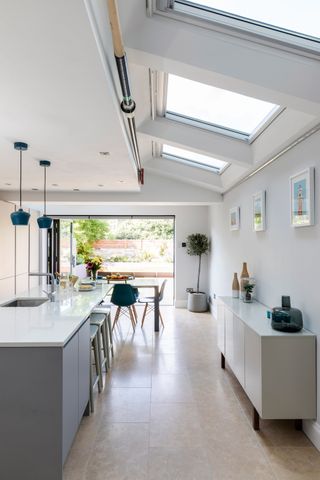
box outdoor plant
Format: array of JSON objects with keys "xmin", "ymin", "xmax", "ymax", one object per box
[{"xmin": 186, "ymin": 233, "xmax": 210, "ymax": 293}]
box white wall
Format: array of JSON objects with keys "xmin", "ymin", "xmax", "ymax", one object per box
[
  {"xmin": 0, "ymin": 201, "xmax": 40, "ymax": 299},
  {"xmin": 208, "ymin": 130, "xmax": 320, "ymax": 449}
]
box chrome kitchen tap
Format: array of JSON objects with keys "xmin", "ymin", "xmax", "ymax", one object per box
[{"xmin": 29, "ymin": 272, "xmax": 56, "ymax": 302}]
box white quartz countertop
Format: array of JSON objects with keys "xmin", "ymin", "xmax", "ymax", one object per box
[
  {"xmin": 219, "ymin": 297, "xmax": 314, "ymax": 337},
  {"xmin": 0, "ymin": 284, "xmax": 112, "ymax": 347}
]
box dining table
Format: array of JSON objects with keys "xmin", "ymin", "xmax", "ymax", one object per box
[{"xmin": 102, "ymin": 278, "xmax": 160, "ymax": 332}]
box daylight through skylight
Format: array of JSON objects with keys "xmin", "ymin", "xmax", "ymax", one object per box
[
  {"xmin": 176, "ymin": 1, "xmax": 320, "ymax": 39},
  {"xmin": 162, "ymin": 144, "xmax": 228, "ymax": 173},
  {"xmin": 166, "ymin": 74, "xmax": 279, "ymax": 137}
]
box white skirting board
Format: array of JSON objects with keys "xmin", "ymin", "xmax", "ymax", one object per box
[
  {"xmin": 174, "ymin": 299, "xmax": 187, "ymax": 308},
  {"xmin": 303, "ymin": 420, "xmax": 320, "ymax": 451}
]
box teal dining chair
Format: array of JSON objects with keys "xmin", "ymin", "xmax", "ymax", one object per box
[{"xmin": 111, "ymin": 283, "xmax": 137, "ymax": 331}]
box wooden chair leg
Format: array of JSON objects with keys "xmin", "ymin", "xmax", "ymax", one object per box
[
  {"xmin": 128, "ymin": 307, "xmax": 136, "ymax": 330},
  {"xmin": 141, "ymin": 303, "xmax": 148, "ymax": 327},
  {"xmin": 132, "ymin": 304, "xmax": 138, "ymax": 324},
  {"xmin": 112, "ymin": 306, "xmax": 121, "ymax": 330},
  {"xmin": 159, "ymin": 309, "xmax": 164, "ymax": 328}
]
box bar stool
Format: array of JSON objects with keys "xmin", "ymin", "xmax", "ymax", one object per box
[
  {"xmin": 90, "ymin": 324, "xmax": 103, "ymax": 413},
  {"xmin": 91, "ymin": 304, "xmax": 114, "ymax": 359},
  {"xmin": 90, "ymin": 312, "xmax": 110, "ymax": 371}
]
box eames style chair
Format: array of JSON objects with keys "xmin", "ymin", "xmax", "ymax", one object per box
[
  {"xmin": 111, "ymin": 283, "xmax": 137, "ymax": 331},
  {"xmin": 138, "ymin": 279, "xmax": 167, "ymax": 328}
]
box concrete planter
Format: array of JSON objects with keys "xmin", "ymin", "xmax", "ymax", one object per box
[{"xmin": 187, "ymin": 292, "xmax": 208, "ymax": 312}]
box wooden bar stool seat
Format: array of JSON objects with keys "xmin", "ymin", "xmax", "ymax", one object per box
[
  {"xmin": 90, "ymin": 312, "xmax": 110, "ymax": 371},
  {"xmin": 92, "ymin": 304, "xmax": 114, "ymax": 358}
]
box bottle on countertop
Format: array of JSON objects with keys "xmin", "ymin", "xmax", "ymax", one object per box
[
  {"xmin": 240, "ymin": 262, "xmax": 250, "ymax": 299},
  {"xmin": 232, "ymin": 273, "xmax": 240, "ymax": 298}
]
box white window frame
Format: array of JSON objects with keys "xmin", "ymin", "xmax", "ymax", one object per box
[
  {"xmin": 150, "ymin": 0, "xmax": 320, "ymax": 56},
  {"xmin": 153, "ymin": 71, "xmax": 284, "ymax": 144},
  {"xmin": 154, "ymin": 142, "xmax": 230, "ymax": 175}
]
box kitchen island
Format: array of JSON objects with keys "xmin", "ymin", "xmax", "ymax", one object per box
[{"xmin": 0, "ymin": 284, "xmax": 111, "ymax": 480}]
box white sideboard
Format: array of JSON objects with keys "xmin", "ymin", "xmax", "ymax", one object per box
[{"xmin": 217, "ymin": 297, "xmax": 316, "ymax": 430}]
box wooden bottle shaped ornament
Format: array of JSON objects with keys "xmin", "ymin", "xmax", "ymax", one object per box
[{"xmin": 232, "ymin": 273, "xmax": 240, "ymax": 298}]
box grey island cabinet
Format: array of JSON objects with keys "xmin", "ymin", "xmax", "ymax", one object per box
[
  {"xmin": 217, "ymin": 297, "xmax": 316, "ymax": 430},
  {"xmin": 0, "ymin": 285, "xmax": 110, "ymax": 480}
]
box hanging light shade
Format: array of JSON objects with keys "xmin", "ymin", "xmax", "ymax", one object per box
[
  {"xmin": 37, "ymin": 160, "xmax": 52, "ymax": 229},
  {"xmin": 10, "ymin": 142, "xmax": 31, "ymax": 226}
]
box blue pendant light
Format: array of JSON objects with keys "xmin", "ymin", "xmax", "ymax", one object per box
[
  {"xmin": 37, "ymin": 160, "xmax": 52, "ymax": 229},
  {"xmin": 10, "ymin": 142, "xmax": 31, "ymax": 226}
]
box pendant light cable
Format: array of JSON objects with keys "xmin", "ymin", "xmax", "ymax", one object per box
[
  {"xmin": 19, "ymin": 149, "xmax": 22, "ymax": 209},
  {"xmin": 44, "ymin": 166, "xmax": 47, "ymax": 216}
]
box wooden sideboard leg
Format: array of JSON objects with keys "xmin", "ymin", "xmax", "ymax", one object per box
[
  {"xmin": 253, "ymin": 407, "xmax": 260, "ymax": 430},
  {"xmin": 295, "ymin": 419, "xmax": 302, "ymax": 431},
  {"xmin": 221, "ymin": 353, "xmax": 225, "ymax": 369}
]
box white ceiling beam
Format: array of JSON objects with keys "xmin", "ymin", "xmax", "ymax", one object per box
[
  {"xmin": 138, "ymin": 117, "xmax": 253, "ymax": 167},
  {"xmin": 0, "ymin": 172, "xmax": 222, "ymax": 206},
  {"xmin": 145, "ymin": 156, "xmax": 223, "ymax": 191},
  {"xmin": 118, "ymin": 1, "xmax": 320, "ymax": 115}
]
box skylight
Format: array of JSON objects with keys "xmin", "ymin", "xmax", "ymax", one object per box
[
  {"xmin": 174, "ymin": 1, "xmax": 320, "ymax": 40},
  {"xmin": 166, "ymin": 74, "xmax": 279, "ymax": 140},
  {"xmin": 162, "ymin": 144, "xmax": 228, "ymax": 173}
]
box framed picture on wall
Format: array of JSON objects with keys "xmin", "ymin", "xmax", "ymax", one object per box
[
  {"xmin": 229, "ymin": 207, "xmax": 240, "ymax": 231},
  {"xmin": 290, "ymin": 167, "xmax": 315, "ymax": 227},
  {"xmin": 253, "ymin": 191, "xmax": 266, "ymax": 231}
]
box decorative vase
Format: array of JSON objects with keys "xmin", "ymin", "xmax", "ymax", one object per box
[
  {"xmin": 243, "ymin": 291, "xmax": 252, "ymax": 303},
  {"xmin": 187, "ymin": 292, "xmax": 208, "ymax": 312},
  {"xmin": 240, "ymin": 262, "xmax": 249, "ymax": 300},
  {"xmin": 91, "ymin": 270, "xmax": 97, "ymax": 281},
  {"xmin": 232, "ymin": 273, "xmax": 240, "ymax": 298}
]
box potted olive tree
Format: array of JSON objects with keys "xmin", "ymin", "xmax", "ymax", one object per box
[{"xmin": 186, "ymin": 233, "xmax": 209, "ymax": 312}]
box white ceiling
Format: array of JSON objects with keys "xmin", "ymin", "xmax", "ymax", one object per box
[
  {"xmin": 0, "ymin": 0, "xmax": 138, "ymax": 194},
  {"xmin": 0, "ymin": 0, "xmax": 320, "ymax": 210}
]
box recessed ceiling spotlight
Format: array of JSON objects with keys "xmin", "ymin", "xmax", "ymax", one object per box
[
  {"xmin": 52, "ymin": 183, "xmax": 59, "ymax": 187},
  {"xmin": 32, "ymin": 188, "xmax": 39, "ymax": 191},
  {"xmin": 98, "ymin": 184, "xmax": 104, "ymax": 187},
  {"xmin": 118, "ymin": 180, "xmax": 125, "ymax": 183},
  {"xmin": 73, "ymin": 188, "xmax": 80, "ymax": 191},
  {"xmin": 99, "ymin": 151, "xmax": 110, "ymax": 156},
  {"xmin": 4, "ymin": 183, "xmax": 11, "ymax": 186}
]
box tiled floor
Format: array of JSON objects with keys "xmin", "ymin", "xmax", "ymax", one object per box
[{"xmin": 64, "ymin": 307, "xmax": 320, "ymax": 480}]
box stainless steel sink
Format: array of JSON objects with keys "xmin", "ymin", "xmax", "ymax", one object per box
[{"xmin": 1, "ymin": 298, "xmax": 48, "ymax": 307}]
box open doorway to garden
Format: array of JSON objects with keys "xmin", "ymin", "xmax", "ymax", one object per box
[{"xmin": 56, "ymin": 217, "xmax": 175, "ymax": 305}]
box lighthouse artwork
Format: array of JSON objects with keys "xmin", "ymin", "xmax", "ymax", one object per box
[
  {"xmin": 296, "ymin": 182, "xmax": 305, "ymax": 217},
  {"xmin": 290, "ymin": 167, "xmax": 315, "ymax": 227}
]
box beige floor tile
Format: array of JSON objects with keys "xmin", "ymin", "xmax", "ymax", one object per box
[
  {"xmin": 151, "ymin": 373, "xmax": 194, "ymax": 403},
  {"xmin": 148, "ymin": 447, "xmax": 213, "ymax": 480},
  {"xmin": 265, "ymin": 447, "xmax": 320, "ymax": 479},
  {"xmin": 100, "ymin": 387, "xmax": 151, "ymax": 423},
  {"xmin": 257, "ymin": 420, "xmax": 313, "ymax": 449},
  {"xmin": 208, "ymin": 444, "xmax": 276, "ymax": 480}
]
